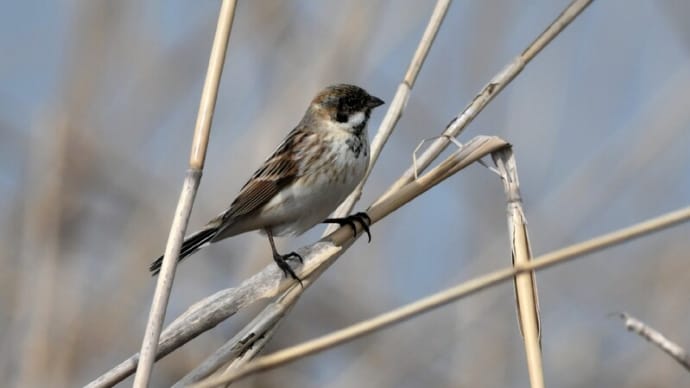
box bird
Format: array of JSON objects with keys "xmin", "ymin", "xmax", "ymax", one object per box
[{"xmin": 149, "ymin": 84, "xmax": 384, "ymax": 283}]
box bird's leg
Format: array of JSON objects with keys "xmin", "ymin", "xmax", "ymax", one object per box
[
  {"xmin": 266, "ymin": 229, "xmax": 303, "ymax": 286},
  {"xmin": 323, "ymin": 212, "xmax": 372, "ymax": 242}
]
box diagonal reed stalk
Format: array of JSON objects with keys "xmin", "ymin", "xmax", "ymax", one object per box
[
  {"xmin": 615, "ymin": 313, "xmax": 690, "ymax": 372},
  {"xmin": 375, "ymin": 0, "xmax": 594, "ymax": 204},
  {"xmin": 195, "ymin": 205, "xmax": 690, "ymax": 387},
  {"xmin": 132, "ymin": 1, "xmax": 237, "ymax": 387},
  {"xmin": 329, "ymin": 0, "xmax": 452, "ymax": 228}
]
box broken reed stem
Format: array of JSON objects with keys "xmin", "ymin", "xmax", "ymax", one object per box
[
  {"xmin": 493, "ymin": 149, "xmax": 544, "ymax": 388},
  {"xmin": 197, "ymin": 205, "xmax": 690, "ymax": 387},
  {"xmin": 376, "ymin": 0, "xmax": 594, "ymax": 204},
  {"xmin": 616, "ymin": 313, "xmax": 690, "ymax": 372},
  {"xmin": 173, "ymin": 279, "xmax": 301, "ymax": 387},
  {"xmin": 132, "ymin": 1, "xmax": 237, "ymax": 387}
]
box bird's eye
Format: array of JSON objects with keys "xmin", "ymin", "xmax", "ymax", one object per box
[{"xmin": 336, "ymin": 112, "xmax": 348, "ymax": 123}]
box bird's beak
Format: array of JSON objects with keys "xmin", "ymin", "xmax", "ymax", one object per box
[{"xmin": 367, "ymin": 95, "xmax": 385, "ymax": 108}]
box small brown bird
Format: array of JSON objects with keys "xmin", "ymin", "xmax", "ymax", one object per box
[{"xmin": 150, "ymin": 84, "xmax": 384, "ymax": 282}]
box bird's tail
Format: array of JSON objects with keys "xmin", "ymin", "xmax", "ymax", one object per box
[{"xmin": 149, "ymin": 225, "xmax": 218, "ymax": 276}]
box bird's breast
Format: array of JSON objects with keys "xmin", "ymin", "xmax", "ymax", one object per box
[{"xmin": 260, "ymin": 130, "xmax": 369, "ymax": 236}]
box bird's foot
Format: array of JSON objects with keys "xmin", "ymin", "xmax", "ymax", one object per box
[
  {"xmin": 273, "ymin": 251, "xmax": 303, "ymax": 286},
  {"xmin": 323, "ymin": 212, "xmax": 372, "ymax": 242}
]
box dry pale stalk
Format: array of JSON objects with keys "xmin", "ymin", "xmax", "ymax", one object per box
[
  {"xmin": 376, "ymin": 0, "xmax": 594, "ymax": 204},
  {"xmin": 133, "ymin": 1, "xmax": 237, "ymax": 387},
  {"xmin": 196, "ymin": 205, "xmax": 690, "ymax": 387},
  {"xmin": 493, "ymin": 148, "xmax": 544, "ymax": 388},
  {"xmin": 616, "ymin": 313, "xmax": 690, "ymax": 371},
  {"xmin": 172, "ymin": 280, "xmax": 302, "ymax": 387},
  {"xmin": 331, "ymin": 0, "xmax": 451, "ymax": 227}
]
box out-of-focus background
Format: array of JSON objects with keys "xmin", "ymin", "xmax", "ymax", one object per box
[{"xmin": 1, "ymin": 1, "xmax": 689, "ymax": 387}]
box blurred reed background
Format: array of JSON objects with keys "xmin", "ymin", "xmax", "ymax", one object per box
[{"xmin": 1, "ymin": 1, "xmax": 689, "ymax": 387}]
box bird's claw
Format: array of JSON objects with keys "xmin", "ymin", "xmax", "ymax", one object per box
[
  {"xmin": 273, "ymin": 252, "xmax": 303, "ymax": 286},
  {"xmin": 323, "ymin": 212, "xmax": 372, "ymax": 242}
]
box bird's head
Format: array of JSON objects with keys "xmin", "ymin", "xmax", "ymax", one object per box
[{"xmin": 307, "ymin": 84, "xmax": 384, "ymax": 134}]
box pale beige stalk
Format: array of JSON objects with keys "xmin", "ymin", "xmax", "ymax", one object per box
[
  {"xmin": 196, "ymin": 205, "xmax": 690, "ymax": 387},
  {"xmin": 133, "ymin": 1, "xmax": 237, "ymax": 387},
  {"xmin": 616, "ymin": 313, "xmax": 690, "ymax": 371},
  {"xmin": 493, "ymin": 148, "xmax": 543, "ymax": 388},
  {"xmin": 329, "ymin": 0, "xmax": 452, "ymax": 229},
  {"xmin": 376, "ymin": 0, "xmax": 594, "ymax": 204}
]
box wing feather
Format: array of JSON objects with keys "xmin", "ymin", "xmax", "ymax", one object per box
[
  {"xmin": 227, "ymin": 158, "xmax": 297, "ymax": 218},
  {"xmin": 221, "ymin": 129, "xmax": 310, "ymax": 220}
]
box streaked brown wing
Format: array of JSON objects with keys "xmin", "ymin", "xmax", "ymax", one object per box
[
  {"xmin": 226, "ymin": 157, "xmax": 298, "ymax": 218},
  {"xmin": 221, "ymin": 129, "xmax": 309, "ymax": 220}
]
